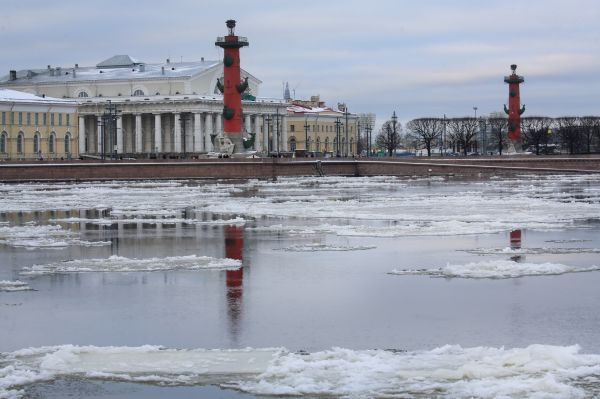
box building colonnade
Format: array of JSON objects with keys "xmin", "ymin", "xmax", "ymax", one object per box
[{"xmin": 78, "ymin": 98, "xmax": 288, "ymax": 157}]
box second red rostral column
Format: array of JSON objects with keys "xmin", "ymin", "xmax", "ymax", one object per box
[{"xmin": 503, "ymin": 64, "xmax": 525, "ymax": 143}]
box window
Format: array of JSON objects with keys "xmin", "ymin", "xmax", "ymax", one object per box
[
  {"xmin": 290, "ymin": 124, "xmax": 295, "ymax": 132},
  {"xmin": 10, "ymin": 112, "xmax": 14, "ymax": 125},
  {"xmin": 289, "ymin": 137, "xmax": 296, "ymax": 152},
  {"xmin": 1, "ymin": 112, "xmax": 5, "ymax": 125},
  {"xmin": 66, "ymin": 114, "xmax": 70, "ymax": 126},
  {"xmin": 64, "ymin": 133, "xmax": 71, "ymax": 154},
  {"xmin": 43, "ymin": 113, "xmax": 47, "ymax": 125},
  {"xmin": 325, "ymin": 137, "xmax": 330, "ymax": 152},
  {"xmin": 0, "ymin": 132, "xmax": 6, "ymax": 153},
  {"xmin": 27, "ymin": 113, "xmax": 31, "ymax": 125},
  {"xmin": 49, "ymin": 132, "xmax": 55, "ymax": 153},
  {"xmin": 316, "ymin": 137, "xmax": 321, "ymax": 152},
  {"xmin": 33, "ymin": 133, "xmax": 40, "ymax": 154},
  {"xmin": 51, "ymin": 114, "xmax": 55, "ymax": 126},
  {"xmin": 133, "ymin": 89, "xmax": 144, "ymax": 96},
  {"xmin": 59, "ymin": 114, "xmax": 62, "ymax": 126},
  {"xmin": 16, "ymin": 132, "xmax": 24, "ymax": 154},
  {"xmin": 35, "ymin": 113, "xmax": 39, "ymax": 126},
  {"xmin": 78, "ymin": 91, "xmax": 89, "ymax": 98}
]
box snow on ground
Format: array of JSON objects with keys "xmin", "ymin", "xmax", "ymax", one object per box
[
  {"xmin": 0, "ymin": 224, "xmax": 109, "ymax": 249},
  {"xmin": 389, "ymin": 260, "xmax": 600, "ymax": 279},
  {"xmin": 1, "ymin": 344, "xmax": 599, "ymax": 399},
  {"xmin": 19, "ymin": 255, "xmax": 241, "ymax": 276},
  {"xmin": 0, "ymin": 281, "xmax": 32, "ymax": 292}
]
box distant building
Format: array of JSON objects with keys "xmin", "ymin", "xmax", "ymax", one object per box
[
  {"xmin": 286, "ymin": 95, "xmax": 359, "ymax": 156},
  {"xmin": 0, "ymin": 55, "xmax": 288, "ymax": 157},
  {"xmin": 0, "ymin": 89, "xmax": 78, "ymax": 160}
]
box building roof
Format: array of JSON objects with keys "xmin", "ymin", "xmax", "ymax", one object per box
[
  {"xmin": 287, "ymin": 104, "xmax": 356, "ymax": 117},
  {"xmin": 0, "ymin": 56, "xmax": 222, "ymax": 84},
  {"xmin": 96, "ymin": 55, "xmax": 142, "ymax": 68},
  {"xmin": 0, "ymin": 88, "xmax": 75, "ymax": 104}
]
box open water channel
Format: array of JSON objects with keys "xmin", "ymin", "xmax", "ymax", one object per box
[{"xmin": 1, "ymin": 174, "xmax": 600, "ymax": 398}]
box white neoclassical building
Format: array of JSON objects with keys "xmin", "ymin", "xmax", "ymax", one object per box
[{"xmin": 1, "ymin": 55, "xmax": 289, "ymax": 157}]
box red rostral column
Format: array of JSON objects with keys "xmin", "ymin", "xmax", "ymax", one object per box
[
  {"xmin": 504, "ymin": 64, "xmax": 525, "ymax": 142},
  {"xmin": 216, "ymin": 20, "xmax": 249, "ymax": 152}
]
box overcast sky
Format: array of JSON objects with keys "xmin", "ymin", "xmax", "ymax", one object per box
[{"xmin": 2, "ymin": 0, "xmax": 600, "ymax": 127}]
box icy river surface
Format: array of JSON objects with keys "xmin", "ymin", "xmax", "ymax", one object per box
[{"xmin": 1, "ymin": 174, "xmax": 600, "ymax": 398}]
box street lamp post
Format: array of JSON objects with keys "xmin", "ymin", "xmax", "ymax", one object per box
[
  {"xmin": 304, "ymin": 114, "xmax": 309, "ymax": 156},
  {"xmin": 334, "ymin": 117, "xmax": 342, "ymax": 157},
  {"xmin": 344, "ymin": 105, "xmax": 349, "ymax": 157},
  {"xmin": 391, "ymin": 111, "xmax": 398, "ymax": 157}
]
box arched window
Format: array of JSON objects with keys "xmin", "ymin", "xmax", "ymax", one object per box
[
  {"xmin": 16, "ymin": 132, "xmax": 24, "ymax": 154},
  {"xmin": 0, "ymin": 132, "xmax": 7, "ymax": 153},
  {"xmin": 49, "ymin": 132, "xmax": 56, "ymax": 153},
  {"xmin": 78, "ymin": 91, "xmax": 89, "ymax": 98},
  {"xmin": 64, "ymin": 133, "xmax": 71, "ymax": 154},
  {"xmin": 316, "ymin": 137, "xmax": 321, "ymax": 152},
  {"xmin": 325, "ymin": 137, "xmax": 330, "ymax": 152},
  {"xmin": 289, "ymin": 137, "xmax": 297, "ymax": 152},
  {"xmin": 133, "ymin": 89, "xmax": 144, "ymax": 96},
  {"xmin": 33, "ymin": 133, "xmax": 40, "ymax": 154}
]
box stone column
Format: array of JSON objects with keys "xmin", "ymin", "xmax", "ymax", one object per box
[
  {"xmin": 281, "ymin": 115, "xmax": 288, "ymax": 152},
  {"xmin": 263, "ymin": 114, "xmax": 270, "ymax": 153},
  {"xmin": 116, "ymin": 116, "xmax": 123, "ymax": 154},
  {"xmin": 193, "ymin": 112, "xmax": 203, "ymax": 152},
  {"xmin": 245, "ymin": 114, "xmax": 252, "ymax": 134},
  {"xmin": 78, "ymin": 116, "xmax": 86, "ymax": 155},
  {"xmin": 205, "ymin": 113, "xmax": 213, "ymax": 152},
  {"xmin": 255, "ymin": 116, "xmax": 262, "ymax": 152},
  {"xmin": 135, "ymin": 114, "xmax": 142, "ymax": 153},
  {"xmin": 272, "ymin": 115, "xmax": 278, "ymax": 153},
  {"xmin": 154, "ymin": 113, "xmax": 162, "ymax": 153},
  {"xmin": 96, "ymin": 115, "xmax": 103, "ymax": 155},
  {"xmin": 215, "ymin": 113, "xmax": 222, "ymax": 136},
  {"xmin": 174, "ymin": 113, "xmax": 181, "ymax": 153}
]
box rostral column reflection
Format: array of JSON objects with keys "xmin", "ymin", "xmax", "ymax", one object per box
[{"xmin": 224, "ymin": 225, "xmax": 244, "ymax": 342}]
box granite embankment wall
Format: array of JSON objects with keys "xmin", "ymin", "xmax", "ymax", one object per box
[{"xmin": 1, "ymin": 156, "xmax": 599, "ymax": 182}]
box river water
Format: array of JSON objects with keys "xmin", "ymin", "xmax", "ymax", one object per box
[{"xmin": 1, "ymin": 174, "xmax": 600, "ymax": 398}]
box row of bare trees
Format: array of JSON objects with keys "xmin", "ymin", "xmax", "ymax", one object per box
[{"xmin": 373, "ymin": 116, "xmax": 600, "ymax": 156}]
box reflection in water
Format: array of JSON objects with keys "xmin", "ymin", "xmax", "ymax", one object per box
[
  {"xmin": 510, "ymin": 229, "xmax": 523, "ymax": 262},
  {"xmin": 225, "ymin": 225, "xmax": 244, "ymax": 344}
]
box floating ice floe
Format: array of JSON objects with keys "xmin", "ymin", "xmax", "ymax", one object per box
[
  {"xmin": 20, "ymin": 255, "xmax": 241, "ymax": 276},
  {"xmin": 1, "ymin": 344, "xmax": 599, "ymax": 399},
  {"xmin": 50, "ymin": 216, "xmax": 246, "ymax": 226},
  {"xmin": 464, "ymin": 246, "xmax": 600, "ymax": 255},
  {"xmin": 0, "ymin": 225, "xmax": 109, "ymax": 249},
  {"xmin": 389, "ymin": 260, "xmax": 600, "ymax": 279},
  {"xmin": 279, "ymin": 243, "xmax": 376, "ymax": 252},
  {"xmin": 0, "ymin": 280, "xmax": 32, "ymax": 292}
]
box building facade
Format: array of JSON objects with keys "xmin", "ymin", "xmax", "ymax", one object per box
[
  {"xmin": 0, "ymin": 89, "xmax": 78, "ymax": 160},
  {"xmin": 286, "ymin": 96, "xmax": 360, "ymax": 156},
  {"xmin": 1, "ymin": 55, "xmax": 289, "ymax": 157}
]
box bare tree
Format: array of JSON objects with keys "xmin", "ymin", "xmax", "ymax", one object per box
[
  {"xmin": 446, "ymin": 118, "xmax": 479, "ymax": 155},
  {"xmin": 375, "ymin": 118, "xmax": 402, "ymax": 156},
  {"xmin": 488, "ymin": 116, "xmax": 508, "ymax": 155},
  {"xmin": 555, "ymin": 117, "xmax": 582, "ymax": 155},
  {"xmin": 521, "ymin": 116, "xmax": 553, "ymax": 155},
  {"xmin": 406, "ymin": 118, "xmax": 442, "ymax": 156},
  {"xmin": 579, "ymin": 116, "xmax": 600, "ymax": 153}
]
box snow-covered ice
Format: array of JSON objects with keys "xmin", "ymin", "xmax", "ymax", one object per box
[
  {"xmin": 389, "ymin": 260, "xmax": 600, "ymax": 279},
  {"xmin": 279, "ymin": 243, "xmax": 376, "ymax": 252},
  {"xmin": 0, "ymin": 281, "xmax": 32, "ymax": 292},
  {"xmin": 0, "ymin": 224, "xmax": 109, "ymax": 249},
  {"xmin": 19, "ymin": 255, "xmax": 241, "ymax": 276},
  {"xmin": 1, "ymin": 344, "xmax": 599, "ymax": 399}
]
